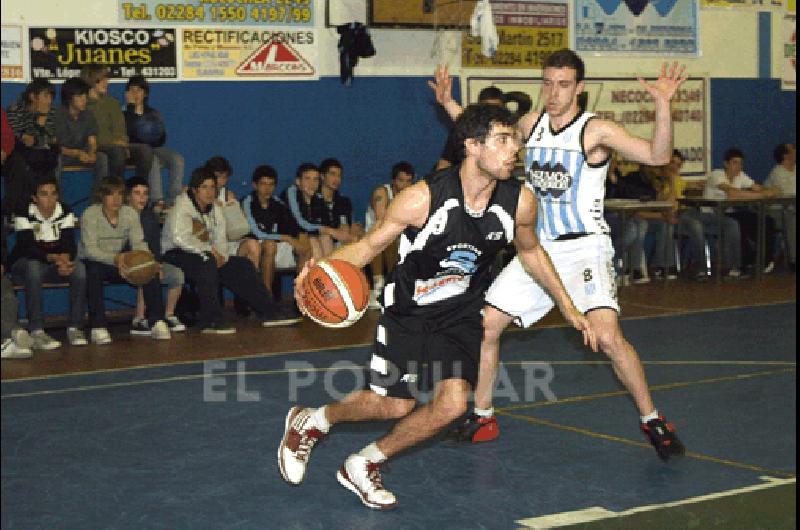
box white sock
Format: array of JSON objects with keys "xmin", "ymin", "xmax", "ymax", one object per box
[
  {"xmin": 311, "ymin": 406, "xmax": 331, "ymax": 433},
  {"xmin": 474, "ymin": 407, "xmax": 494, "ymax": 418},
  {"xmin": 640, "ymin": 409, "xmax": 660, "ymax": 423},
  {"xmin": 358, "ymin": 442, "xmax": 387, "ymax": 463},
  {"xmin": 373, "ymin": 275, "xmax": 384, "ymax": 290}
]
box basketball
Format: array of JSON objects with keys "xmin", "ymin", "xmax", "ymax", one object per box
[
  {"xmin": 120, "ymin": 249, "xmax": 159, "ymax": 286},
  {"xmin": 301, "ymin": 259, "xmax": 369, "ymax": 328},
  {"xmin": 133, "ymin": 117, "xmax": 165, "ymax": 146}
]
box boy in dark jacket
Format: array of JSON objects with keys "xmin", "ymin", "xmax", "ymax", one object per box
[{"xmin": 10, "ymin": 176, "xmax": 87, "ymax": 348}]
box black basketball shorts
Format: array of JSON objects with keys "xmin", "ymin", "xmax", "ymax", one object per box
[{"xmin": 367, "ymin": 305, "xmax": 483, "ymax": 400}]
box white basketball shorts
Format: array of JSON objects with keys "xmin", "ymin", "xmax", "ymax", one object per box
[{"xmin": 485, "ymin": 233, "xmax": 619, "ymax": 328}]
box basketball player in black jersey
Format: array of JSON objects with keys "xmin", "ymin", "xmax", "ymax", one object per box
[{"xmin": 278, "ymin": 104, "xmax": 597, "ymax": 510}]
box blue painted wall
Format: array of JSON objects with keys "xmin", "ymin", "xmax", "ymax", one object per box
[
  {"xmin": 709, "ymin": 78, "xmax": 796, "ymax": 180},
  {"xmin": 2, "ymin": 76, "xmax": 460, "ymax": 220}
]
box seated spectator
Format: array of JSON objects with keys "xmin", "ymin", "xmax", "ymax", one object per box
[
  {"xmin": 765, "ymin": 143, "xmax": 796, "ymax": 271},
  {"xmin": 703, "ymin": 148, "xmax": 778, "ymax": 274},
  {"xmin": 125, "ymin": 177, "xmax": 186, "ymax": 335},
  {"xmin": 281, "ymin": 162, "xmax": 333, "ymax": 259},
  {"xmin": 9, "ymin": 176, "xmax": 87, "ymax": 349},
  {"xmin": 364, "ymin": 161, "xmax": 415, "ymax": 306},
  {"xmin": 666, "ymin": 150, "xmax": 712, "ymax": 281},
  {"xmin": 78, "ymin": 177, "xmax": 171, "ymax": 344},
  {"xmin": 4, "ymin": 79, "xmax": 59, "ymax": 212},
  {"xmin": 124, "ymin": 76, "xmax": 185, "ymax": 208},
  {"xmin": 319, "ymin": 157, "xmax": 364, "ymax": 255},
  {"xmin": 53, "ymin": 77, "xmax": 108, "ymax": 182},
  {"xmin": 2, "ymin": 230, "xmax": 33, "ymax": 359},
  {"xmin": 203, "ymin": 156, "xmax": 261, "ymax": 270},
  {"xmin": 242, "ymin": 164, "xmax": 312, "ymax": 293},
  {"xmin": 161, "ymin": 167, "xmax": 301, "ymax": 333},
  {"xmin": 80, "ymin": 65, "xmax": 153, "ymax": 181}
]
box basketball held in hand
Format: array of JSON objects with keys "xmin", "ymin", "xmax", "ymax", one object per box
[
  {"xmin": 120, "ymin": 250, "xmax": 159, "ymax": 286},
  {"xmin": 301, "ymin": 259, "xmax": 369, "ymax": 328}
]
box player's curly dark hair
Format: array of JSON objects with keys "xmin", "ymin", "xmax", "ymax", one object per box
[
  {"xmin": 544, "ymin": 49, "xmax": 585, "ymax": 83},
  {"xmin": 450, "ymin": 103, "xmax": 516, "ymax": 162}
]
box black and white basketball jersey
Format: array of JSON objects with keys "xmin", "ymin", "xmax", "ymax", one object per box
[{"xmin": 383, "ymin": 165, "xmax": 521, "ymax": 317}]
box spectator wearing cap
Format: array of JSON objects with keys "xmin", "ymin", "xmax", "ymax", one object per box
[{"xmin": 124, "ymin": 75, "xmax": 185, "ymax": 208}]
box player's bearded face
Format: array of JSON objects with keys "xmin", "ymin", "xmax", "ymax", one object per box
[
  {"xmin": 543, "ymin": 67, "xmax": 582, "ymax": 118},
  {"xmin": 477, "ymin": 125, "xmax": 520, "ymax": 180}
]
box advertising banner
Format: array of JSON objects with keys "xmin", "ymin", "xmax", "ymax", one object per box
[
  {"xmin": 783, "ymin": 14, "xmax": 796, "ymax": 90},
  {"xmin": 1, "ymin": 25, "xmax": 24, "ymax": 80},
  {"xmin": 462, "ymin": 1, "xmax": 568, "ymax": 69},
  {"xmin": 575, "ymin": 0, "xmax": 699, "ymax": 56},
  {"xmin": 181, "ymin": 27, "xmax": 318, "ymax": 80},
  {"xmin": 467, "ymin": 75, "xmax": 708, "ymax": 175},
  {"xmin": 29, "ymin": 27, "xmax": 178, "ymax": 80},
  {"xmin": 119, "ymin": 0, "xmax": 314, "ymax": 27}
]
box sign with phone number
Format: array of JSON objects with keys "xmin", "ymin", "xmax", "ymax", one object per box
[
  {"xmin": 119, "ymin": 0, "xmax": 314, "ymax": 26},
  {"xmin": 462, "ymin": 28, "xmax": 568, "ymax": 68}
]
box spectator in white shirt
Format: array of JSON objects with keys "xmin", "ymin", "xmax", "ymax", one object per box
[{"xmin": 765, "ymin": 143, "xmax": 796, "ymax": 270}]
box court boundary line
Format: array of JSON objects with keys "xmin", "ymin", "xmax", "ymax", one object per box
[
  {"xmin": 499, "ymin": 410, "xmax": 796, "ymax": 479},
  {"xmin": 515, "ymin": 476, "xmax": 796, "ymax": 528},
  {"xmin": 1, "ymin": 300, "xmax": 794, "ymax": 384}
]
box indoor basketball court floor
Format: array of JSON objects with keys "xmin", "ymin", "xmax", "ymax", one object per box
[{"xmin": 2, "ymin": 300, "xmax": 795, "ymax": 529}]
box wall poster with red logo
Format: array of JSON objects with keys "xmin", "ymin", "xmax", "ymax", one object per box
[{"xmin": 181, "ymin": 27, "xmax": 318, "ymax": 80}]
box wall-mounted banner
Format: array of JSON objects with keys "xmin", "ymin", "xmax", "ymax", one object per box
[
  {"xmin": 462, "ymin": 1, "xmax": 568, "ymax": 69},
  {"xmin": 1, "ymin": 25, "xmax": 25, "ymax": 80},
  {"xmin": 29, "ymin": 27, "xmax": 178, "ymax": 80},
  {"xmin": 467, "ymin": 76, "xmax": 708, "ymax": 175},
  {"xmin": 181, "ymin": 27, "xmax": 318, "ymax": 79},
  {"xmin": 783, "ymin": 14, "xmax": 796, "ymax": 90},
  {"xmin": 575, "ymin": 0, "xmax": 699, "ymax": 56},
  {"xmin": 700, "ymin": 0, "xmax": 783, "ymax": 9},
  {"xmin": 119, "ymin": 0, "xmax": 314, "ymax": 26}
]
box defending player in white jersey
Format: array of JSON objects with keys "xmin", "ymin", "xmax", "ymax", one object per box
[{"xmin": 429, "ymin": 49, "xmax": 687, "ymax": 460}]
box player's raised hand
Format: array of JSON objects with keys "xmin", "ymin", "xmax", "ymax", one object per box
[
  {"xmin": 637, "ymin": 61, "xmax": 687, "ymax": 103},
  {"xmin": 294, "ymin": 257, "xmax": 317, "ymax": 316},
  {"xmin": 427, "ymin": 64, "xmax": 453, "ymax": 106}
]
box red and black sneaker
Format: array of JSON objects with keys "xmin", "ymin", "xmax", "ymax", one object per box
[
  {"xmin": 443, "ymin": 412, "xmax": 500, "ymax": 444},
  {"xmin": 641, "ymin": 415, "xmax": 685, "ymax": 461}
]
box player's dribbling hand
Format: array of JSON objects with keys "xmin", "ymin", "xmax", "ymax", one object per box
[
  {"xmin": 294, "ymin": 257, "xmax": 317, "ymax": 316},
  {"xmin": 427, "ymin": 64, "xmax": 453, "ymax": 106},
  {"xmin": 637, "ymin": 61, "xmax": 688, "ymax": 103}
]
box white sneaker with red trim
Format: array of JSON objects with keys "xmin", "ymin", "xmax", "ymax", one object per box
[
  {"xmin": 277, "ymin": 406, "xmax": 326, "ymax": 485},
  {"xmin": 336, "ymin": 454, "xmax": 397, "ymax": 510}
]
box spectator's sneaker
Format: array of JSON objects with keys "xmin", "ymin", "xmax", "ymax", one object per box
[
  {"xmin": 443, "ymin": 413, "xmax": 500, "ymax": 444},
  {"xmin": 130, "ymin": 318, "xmax": 151, "ymax": 336},
  {"xmin": 278, "ymin": 406, "xmax": 326, "ymax": 485},
  {"xmin": 640, "ymin": 415, "xmax": 686, "ymax": 461},
  {"xmin": 165, "ymin": 315, "xmax": 186, "ymax": 332},
  {"xmin": 1, "ymin": 338, "xmax": 33, "ymax": 359},
  {"xmin": 666, "ymin": 267, "xmax": 679, "ymax": 280},
  {"xmin": 632, "ymin": 270, "xmax": 650, "ymax": 284},
  {"xmin": 725, "ymin": 268, "xmax": 749, "ymax": 280},
  {"xmin": 336, "ymin": 454, "xmax": 397, "ymax": 510},
  {"xmin": 31, "ymin": 330, "xmax": 61, "ymax": 350},
  {"xmin": 763, "ymin": 261, "xmax": 775, "ymax": 274},
  {"xmin": 66, "ymin": 327, "xmax": 88, "ymax": 347},
  {"xmin": 693, "ymin": 270, "xmax": 709, "ymax": 282},
  {"xmin": 150, "ymin": 320, "xmax": 171, "ymax": 340},
  {"xmin": 262, "ymin": 307, "xmax": 302, "ymax": 328},
  {"xmin": 11, "ymin": 328, "xmax": 33, "ymax": 350},
  {"xmin": 201, "ymin": 322, "xmax": 236, "ymax": 335},
  {"xmin": 90, "ymin": 328, "xmax": 113, "ymax": 345}
]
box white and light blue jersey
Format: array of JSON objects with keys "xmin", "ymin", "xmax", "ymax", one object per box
[{"xmin": 524, "ymin": 111, "xmax": 609, "ymax": 241}]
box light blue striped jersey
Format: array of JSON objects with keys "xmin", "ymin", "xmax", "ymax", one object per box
[{"xmin": 524, "ymin": 111, "xmax": 610, "ymax": 241}]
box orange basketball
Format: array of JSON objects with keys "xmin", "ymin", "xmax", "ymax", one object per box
[
  {"xmin": 301, "ymin": 259, "xmax": 369, "ymax": 328},
  {"xmin": 120, "ymin": 249, "xmax": 159, "ymax": 286}
]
